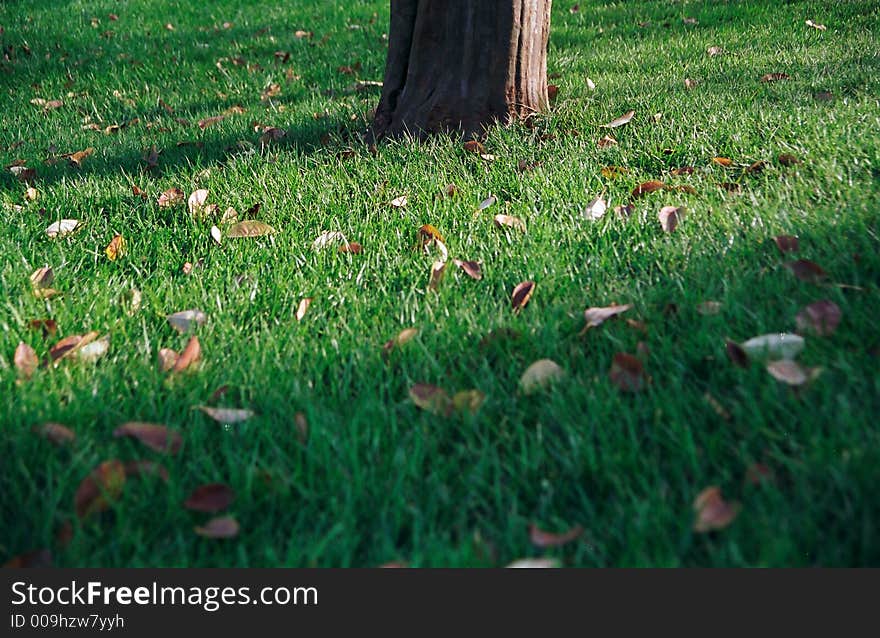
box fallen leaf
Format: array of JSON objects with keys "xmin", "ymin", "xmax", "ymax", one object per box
[
  {"xmin": 761, "ymin": 73, "xmax": 790, "ymax": 83},
  {"xmin": 453, "ymin": 259, "xmax": 483, "ymax": 280},
  {"xmin": 33, "ymin": 422, "xmax": 75, "ymax": 445},
  {"xmin": 740, "ymin": 333, "xmax": 804, "ymax": 360},
  {"xmin": 195, "ymin": 516, "xmax": 240, "ymax": 539},
  {"xmin": 65, "ymin": 147, "xmax": 94, "ymax": 167},
  {"xmin": 29, "ymin": 319, "xmax": 58, "ymax": 338},
  {"xmin": 14, "ymin": 342, "xmax": 38, "ymax": 379},
  {"xmin": 766, "ymin": 359, "xmax": 810, "ymax": 386},
  {"xmin": 338, "ymin": 241, "xmax": 362, "ymax": 254},
  {"xmin": 227, "ymin": 220, "xmax": 275, "ymax": 238},
  {"xmin": 609, "ymin": 352, "xmax": 644, "ymax": 392},
  {"xmin": 197, "ymin": 406, "xmax": 254, "ymax": 423},
  {"xmin": 428, "ymin": 259, "xmax": 447, "ymax": 291},
  {"xmin": 390, "ymin": 195, "xmax": 407, "ymax": 208},
  {"xmin": 711, "ymin": 157, "xmax": 733, "ymax": 167},
  {"xmin": 452, "ymin": 389, "xmax": 486, "ymax": 414},
  {"xmin": 658, "ymin": 205, "xmax": 684, "ymax": 232},
  {"xmin": 382, "ymin": 328, "xmax": 419, "ymax": 355},
  {"xmin": 601, "ymin": 110, "xmax": 635, "ymax": 128},
  {"xmin": 74, "ymin": 460, "xmax": 126, "ymax": 519},
  {"xmin": 493, "ymin": 214, "xmax": 526, "ymax": 232},
  {"xmin": 511, "ymin": 281, "xmax": 535, "ymax": 312},
  {"xmin": 313, "ymin": 230, "xmax": 347, "ymax": 251},
  {"xmin": 601, "ymin": 166, "xmax": 628, "ymax": 179},
  {"xmin": 296, "ymin": 297, "xmax": 312, "ymax": 321},
  {"xmin": 416, "ymin": 224, "xmax": 445, "ymax": 246},
  {"xmin": 795, "ymin": 300, "xmax": 841, "ymax": 336},
  {"xmin": 614, "ymin": 203, "xmax": 635, "ymax": 217},
  {"xmin": 507, "ymin": 558, "xmax": 561, "ymax": 568},
  {"xmin": 72, "ymin": 335, "xmax": 110, "ymax": 363},
  {"xmin": 520, "ymin": 359, "xmax": 565, "ymax": 395},
  {"xmin": 777, "ymin": 153, "xmax": 801, "ymax": 167},
  {"xmin": 529, "ymin": 523, "xmax": 584, "ymax": 548},
  {"xmin": 805, "ymin": 19, "xmax": 827, "ymax": 31},
  {"xmin": 773, "ymin": 235, "xmax": 799, "ymax": 253},
  {"xmin": 114, "ymin": 422, "xmax": 182, "ymax": 454},
  {"xmin": 168, "ymin": 309, "xmax": 207, "ymax": 333},
  {"xmin": 597, "ymin": 135, "xmax": 617, "ymax": 148},
  {"xmin": 409, "ymin": 384, "xmax": 453, "ymax": 416},
  {"xmin": 583, "ymin": 197, "xmax": 607, "ymax": 221},
  {"xmin": 684, "ymin": 78, "xmax": 698, "ymax": 89},
  {"xmin": 671, "ymin": 166, "xmax": 695, "ymax": 176},
  {"xmin": 707, "ymin": 46, "xmax": 724, "ymax": 56},
  {"xmin": 45, "ymin": 219, "xmax": 80, "ymax": 238},
  {"xmin": 198, "ymin": 115, "xmax": 226, "ymax": 129},
  {"xmin": 29, "ymin": 266, "xmax": 54, "ymax": 288},
  {"xmin": 463, "ymin": 140, "xmax": 486, "ymax": 155},
  {"xmin": 583, "ymin": 304, "xmax": 631, "ymax": 329},
  {"xmin": 25, "ymin": 186, "xmax": 38, "ymax": 201},
  {"xmin": 184, "ymin": 484, "xmax": 235, "ymax": 512},
  {"xmin": 725, "ymin": 339, "xmax": 750, "ymax": 368},
  {"xmin": 48, "ymin": 331, "xmax": 98, "ymax": 364},
  {"xmin": 477, "ymin": 195, "xmax": 497, "ymax": 211},
  {"xmin": 157, "ymin": 187, "xmax": 185, "ymax": 207},
  {"xmin": 693, "ymin": 486, "xmax": 740, "ymax": 532},
  {"xmin": 172, "ymin": 336, "xmax": 201, "ymax": 372},
  {"xmin": 631, "ymin": 181, "xmax": 666, "ymax": 199},
  {"xmin": 187, "ymin": 189, "xmax": 209, "ymax": 216},
  {"xmin": 210, "ymin": 225, "xmax": 222, "ymax": 245},
  {"xmin": 157, "ymin": 348, "xmax": 178, "ymax": 372},
  {"xmin": 586, "ymin": 77, "xmax": 596, "ymax": 90},
  {"xmin": 785, "ymin": 259, "xmax": 827, "ymax": 283},
  {"xmin": 104, "ymin": 234, "xmax": 125, "ymax": 261}
]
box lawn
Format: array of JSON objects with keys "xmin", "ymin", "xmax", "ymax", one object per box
[{"xmin": 1, "ymin": 0, "xmax": 878, "ymax": 567}]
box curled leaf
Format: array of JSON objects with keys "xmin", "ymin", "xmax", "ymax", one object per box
[
  {"xmin": 104, "ymin": 234, "xmax": 125, "ymax": 260},
  {"xmin": 296, "ymin": 297, "xmax": 312, "ymax": 321},
  {"xmin": 601, "ymin": 110, "xmax": 635, "ymax": 128},
  {"xmin": 630, "ymin": 181, "xmax": 666, "ymax": 199},
  {"xmin": 658, "ymin": 205, "xmax": 685, "ymax": 232},
  {"xmin": 172, "ymin": 336, "xmax": 201, "ymax": 372},
  {"xmin": 453, "ymin": 259, "xmax": 483, "ymax": 281},
  {"xmin": 157, "ymin": 348, "xmax": 179, "ymax": 372},
  {"xmin": 511, "ymin": 281, "xmax": 535, "ymax": 312},
  {"xmin": 529, "ymin": 523, "xmax": 584, "ymax": 548}
]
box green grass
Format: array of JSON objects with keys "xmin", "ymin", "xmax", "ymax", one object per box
[{"xmin": 1, "ymin": 0, "xmax": 879, "ymax": 567}]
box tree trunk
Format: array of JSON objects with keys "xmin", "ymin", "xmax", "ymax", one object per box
[{"xmin": 371, "ymin": 0, "xmax": 552, "ymax": 141}]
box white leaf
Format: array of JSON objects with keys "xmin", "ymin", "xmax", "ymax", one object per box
[
  {"xmin": 197, "ymin": 406, "xmax": 254, "ymax": 423},
  {"xmin": 210, "ymin": 225, "xmax": 222, "ymax": 245},
  {"xmin": 313, "ymin": 231, "xmax": 347, "ymax": 251},
  {"xmin": 168, "ymin": 309, "xmax": 207, "ymax": 334},
  {"xmin": 73, "ymin": 335, "xmax": 110, "ymax": 363},
  {"xmin": 187, "ymin": 189, "xmax": 209, "ymax": 215},
  {"xmin": 45, "ymin": 219, "xmax": 80, "ymax": 238},
  {"xmin": 741, "ymin": 333, "xmax": 805, "ymax": 360},
  {"xmin": 583, "ymin": 197, "xmax": 607, "ymax": 221}
]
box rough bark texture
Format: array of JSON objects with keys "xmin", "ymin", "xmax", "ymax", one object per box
[{"xmin": 371, "ymin": 0, "xmax": 552, "ymax": 140}]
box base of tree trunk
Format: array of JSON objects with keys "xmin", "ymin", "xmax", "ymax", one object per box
[{"xmin": 370, "ymin": 0, "xmax": 551, "ymax": 141}]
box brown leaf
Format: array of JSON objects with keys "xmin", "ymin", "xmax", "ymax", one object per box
[
  {"xmin": 583, "ymin": 304, "xmax": 631, "ymax": 329},
  {"xmin": 773, "ymin": 235, "xmax": 799, "ymax": 253},
  {"xmin": 693, "ymin": 486, "xmax": 740, "ymax": 532},
  {"xmin": 547, "ymin": 84, "xmax": 559, "ymax": 101},
  {"xmin": 33, "ymin": 422, "xmax": 75, "ymax": 445},
  {"xmin": 658, "ymin": 205, "xmax": 684, "ymax": 232},
  {"xmin": 172, "ymin": 336, "xmax": 201, "ymax": 373},
  {"xmin": 227, "ymin": 220, "xmax": 275, "ymax": 238},
  {"xmin": 463, "ymin": 140, "xmax": 486, "ymax": 155},
  {"xmin": 453, "ymin": 259, "xmax": 483, "ymax": 280},
  {"xmin": 511, "ymin": 281, "xmax": 536, "ymax": 312},
  {"xmin": 711, "ymin": 157, "xmax": 733, "ymax": 167},
  {"xmin": 30, "ymin": 266, "xmax": 54, "ymax": 288},
  {"xmin": 766, "ymin": 359, "xmax": 812, "ymax": 386},
  {"xmin": 157, "ymin": 348, "xmax": 179, "ymax": 372},
  {"xmin": 29, "ymin": 319, "xmax": 58, "ymax": 338},
  {"xmin": 671, "ymin": 166, "xmax": 695, "ymax": 176},
  {"xmin": 338, "ymin": 241, "xmax": 362, "ymax": 254},
  {"xmin": 601, "ymin": 110, "xmax": 635, "ymax": 128},
  {"xmin": 777, "ymin": 153, "xmax": 801, "ymax": 167},
  {"xmin": 382, "ymin": 328, "xmax": 419, "ymax": 356},
  {"xmin": 631, "ymin": 181, "xmax": 666, "ymax": 199},
  {"xmin": 725, "ymin": 340, "xmax": 750, "ymax": 368},
  {"xmin": 761, "ymin": 73, "xmax": 790, "ymax": 83},
  {"xmin": 795, "ymin": 300, "xmax": 841, "ymax": 336},
  {"xmin": 48, "ymin": 331, "xmax": 98, "ymax": 364},
  {"xmin": 104, "ymin": 234, "xmax": 125, "ymax": 261},
  {"xmin": 597, "ymin": 135, "xmax": 617, "ymax": 148},
  {"xmin": 198, "ymin": 115, "xmax": 226, "ymax": 129},
  {"xmin": 296, "ymin": 297, "xmax": 312, "ymax": 321},
  {"xmin": 14, "ymin": 342, "xmax": 38, "ymax": 379},
  {"xmin": 157, "ymin": 187, "xmax": 185, "ymax": 208},
  {"xmin": 428, "ymin": 259, "xmax": 447, "ymax": 291},
  {"xmin": 195, "ymin": 516, "xmax": 240, "ymax": 539},
  {"xmin": 614, "ymin": 204, "xmax": 635, "ymax": 217},
  {"xmin": 184, "ymin": 483, "xmax": 236, "ymax": 512},
  {"xmin": 609, "ymin": 352, "xmax": 644, "ymax": 392},
  {"xmin": 529, "ymin": 523, "xmax": 584, "ymax": 548},
  {"xmin": 409, "ymin": 384, "xmax": 453, "ymax": 417},
  {"xmin": 114, "ymin": 422, "xmax": 182, "ymax": 455},
  {"xmin": 493, "ymin": 214, "xmax": 526, "ymax": 232},
  {"xmin": 417, "ymin": 224, "xmax": 445, "ymax": 246},
  {"xmin": 74, "ymin": 460, "xmax": 127, "ymax": 519},
  {"xmin": 785, "ymin": 259, "xmax": 827, "ymax": 283}
]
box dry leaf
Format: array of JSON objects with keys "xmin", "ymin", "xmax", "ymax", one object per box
[
  {"xmin": 184, "ymin": 484, "xmax": 235, "ymax": 512},
  {"xmin": 157, "ymin": 348, "xmax": 179, "ymax": 372},
  {"xmin": 227, "ymin": 220, "xmax": 275, "ymax": 238},
  {"xmin": 785, "ymin": 259, "xmax": 827, "ymax": 283},
  {"xmin": 777, "ymin": 153, "xmax": 800, "ymax": 167},
  {"xmin": 30, "ymin": 266, "xmax": 54, "ymax": 288},
  {"xmin": 609, "ymin": 352, "xmax": 644, "ymax": 392},
  {"xmin": 586, "ymin": 77, "xmax": 596, "ymax": 90},
  {"xmin": 187, "ymin": 189, "xmax": 209, "ymax": 216},
  {"xmin": 338, "ymin": 241, "xmax": 362, "ymax": 254},
  {"xmin": 529, "ymin": 523, "xmax": 584, "ymax": 548},
  {"xmin": 711, "ymin": 157, "xmax": 733, "ymax": 167},
  {"xmin": 197, "ymin": 406, "xmax": 254, "ymax": 423},
  {"xmin": 725, "ymin": 339, "xmax": 750, "ymax": 368},
  {"xmin": 210, "ymin": 225, "xmax": 222, "ymax": 245},
  {"xmin": 313, "ymin": 230, "xmax": 347, "ymax": 251},
  {"xmin": 198, "ymin": 115, "xmax": 226, "ymax": 129},
  {"xmin": 773, "ymin": 235, "xmax": 799, "ymax": 253},
  {"xmin": 14, "ymin": 342, "xmax": 38, "ymax": 379},
  {"xmin": 451, "ymin": 390, "xmax": 485, "ymax": 414},
  {"xmin": 48, "ymin": 331, "xmax": 98, "ymax": 364},
  {"xmin": 74, "ymin": 460, "xmax": 126, "ymax": 519},
  {"xmin": 583, "ymin": 304, "xmax": 631, "ymax": 329},
  {"xmin": 761, "ymin": 73, "xmax": 790, "ymax": 83},
  {"xmin": 114, "ymin": 422, "xmax": 182, "ymax": 455},
  {"xmin": 658, "ymin": 205, "xmax": 684, "ymax": 232},
  {"xmin": 104, "ymin": 234, "xmax": 125, "ymax": 261},
  {"xmin": 693, "ymin": 486, "xmax": 740, "ymax": 532},
  {"xmin": 805, "ymin": 19, "xmax": 827, "ymax": 31},
  {"xmin": 296, "ymin": 297, "xmax": 312, "ymax": 321},
  {"xmin": 428, "ymin": 259, "xmax": 447, "ymax": 291},
  {"xmin": 597, "ymin": 135, "xmax": 617, "ymax": 148},
  {"xmin": 707, "ymin": 46, "xmax": 724, "ymax": 56},
  {"xmin": 45, "ymin": 219, "xmax": 80, "ymax": 238},
  {"xmin": 583, "ymin": 197, "xmax": 607, "ymax": 221},
  {"xmin": 72, "ymin": 335, "xmax": 110, "ymax": 363},
  {"xmin": 463, "ymin": 140, "xmax": 486, "ymax": 155},
  {"xmin": 33, "ymin": 422, "xmax": 75, "ymax": 445},
  {"xmin": 168, "ymin": 309, "xmax": 207, "ymax": 334},
  {"xmin": 24, "ymin": 187, "xmax": 38, "ymax": 201},
  {"xmin": 157, "ymin": 187, "xmax": 185, "ymax": 207},
  {"xmin": 520, "ymin": 359, "xmax": 565, "ymax": 395},
  {"xmin": 601, "ymin": 110, "xmax": 635, "ymax": 128},
  {"xmin": 383, "ymin": 328, "xmax": 419, "ymax": 355},
  {"xmin": 409, "ymin": 384, "xmax": 453, "ymax": 417},
  {"xmin": 795, "ymin": 300, "xmax": 841, "ymax": 336},
  {"xmin": 172, "ymin": 336, "xmax": 201, "ymax": 372},
  {"xmin": 453, "ymin": 259, "xmax": 483, "ymax": 280},
  {"xmin": 416, "ymin": 224, "xmax": 445, "ymax": 246},
  {"xmin": 766, "ymin": 359, "xmax": 810, "ymax": 386},
  {"xmin": 740, "ymin": 333, "xmax": 804, "ymax": 360},
  {"xmin": 493, "ymin": 214, "xmax": 526, "ymax": 232},
  {"xmin": 684, "ymin": 78, "xmax": 698, "ymax": 89},
  {"xmin": 601, "ymin": 166, "xmax": 628, "ymax": 179},
  {"xmin": 477, "ymin": 195, "xmax": 497, "ymax": 211},
  {"xmin": 511, "ymin": 281, "xmax": 535, "ymax": 312},
  {"xmin": 630, "ymin": 181, "xmax": 666, "ymax": 200},
  {"xmin": 390, "ymin": 195, "xmax": 407, "ymax": 208},
  {"xmin": 195, "ymin": 516, "xmax": 239, "ymax": 539}
]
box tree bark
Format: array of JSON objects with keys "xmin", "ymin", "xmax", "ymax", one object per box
[{"xmin": 371, "ymin": 0, "xmax": 552, "ymax": 141}]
